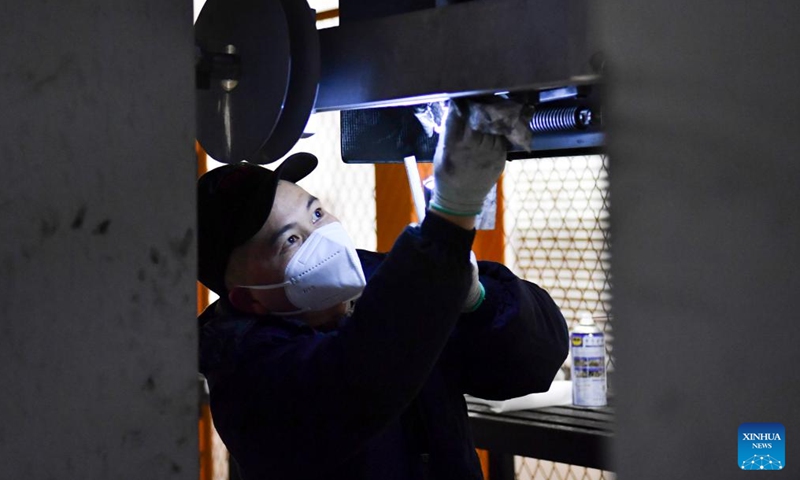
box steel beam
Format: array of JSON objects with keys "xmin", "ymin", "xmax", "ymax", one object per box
[{"xmin": 316, "ymin": 0, "xmax": 600, "ymax": 112}]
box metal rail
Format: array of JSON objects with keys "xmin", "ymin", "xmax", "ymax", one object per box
[{"xmin": 467, "ymin": 401, "xmax": 614, "ymax": 474}]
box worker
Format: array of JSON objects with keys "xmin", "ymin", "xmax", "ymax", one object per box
[{"xmin": 197, "ymin": 100, "xmax": 569, "ymax": 480}]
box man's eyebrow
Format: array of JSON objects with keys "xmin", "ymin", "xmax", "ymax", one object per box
[
  {"xmin": 268, "ymin": 195, "xmax": 319, "ymax": 247},
  {"xmin": 268, "ymin": 222, "xmax": 297, "ymax": 248}
]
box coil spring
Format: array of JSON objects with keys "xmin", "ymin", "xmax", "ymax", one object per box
[{"xmin": 529, "ymin": 106, "xmax": 592, "ymax": 133}]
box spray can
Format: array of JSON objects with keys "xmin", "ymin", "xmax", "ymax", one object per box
[{"xmin": 571, "ymin": 313, "xmax": 607, "ymax": 407}]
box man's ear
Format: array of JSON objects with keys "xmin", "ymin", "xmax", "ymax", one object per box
[{"xmin": 228, "ymin": 287, "xmax": 269, "ymax": 315}]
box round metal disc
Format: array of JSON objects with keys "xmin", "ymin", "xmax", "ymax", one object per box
[
  {"xmin": 254, "ymin": 0, "xmax": 321, "ymax": 164},
  {"xmin": 195, "ymin": 0, "xmax": 290, "ymax": 163}
]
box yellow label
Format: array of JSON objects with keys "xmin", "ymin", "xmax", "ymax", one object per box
[{"xmin": 571, "ymin": 336, "xmax": 582, "ymax": 346}]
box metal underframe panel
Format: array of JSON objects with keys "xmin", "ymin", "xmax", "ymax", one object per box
[{"xmin": 316, "ymin": 0, "xmax": 601, "ymax": 112}]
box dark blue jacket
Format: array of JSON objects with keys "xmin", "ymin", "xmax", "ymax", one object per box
[{"xmin": 199, "ymin": 214, "xmax": 569, "ymax": 480}]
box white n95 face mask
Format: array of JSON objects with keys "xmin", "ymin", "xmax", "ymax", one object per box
[{"xmin": 238, "ymin": 222, "xmax": 366, "ymax": 315}]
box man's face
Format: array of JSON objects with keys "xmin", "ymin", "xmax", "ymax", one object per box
[{"xmin": 226, "ymin": 180, "xmax": 339, "ymax": 313}]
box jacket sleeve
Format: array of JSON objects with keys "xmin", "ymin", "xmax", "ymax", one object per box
[
  {"xmin": 204, "ymin": 213, "xmax": 475, "ymax": 479},
  {"xmin": 442, "ymin": 261, "xmax": 570, "ymax": 400}
]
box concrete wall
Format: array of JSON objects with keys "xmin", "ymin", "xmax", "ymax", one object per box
[
  {"xmin": 0, "ymin": 1, "xmax": 197, "ymax": 478},
  {"xmin": 600, "ymin": 1, "xmax": 800, "ymax": 478}
]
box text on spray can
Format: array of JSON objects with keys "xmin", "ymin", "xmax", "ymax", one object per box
[{"xmin": 571, "ymin": 314, "xmax": 607, "ymax": 407}]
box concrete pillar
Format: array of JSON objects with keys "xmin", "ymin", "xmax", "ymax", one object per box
[
  {"xmin": 600, "ymin": 1, "xmax": 800, "ymax": 478},
  {"xmin": 0, "ymin": 1, "xmax": 197, "ymax": 478}
]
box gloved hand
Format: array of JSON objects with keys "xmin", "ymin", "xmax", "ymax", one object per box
[
  {"xmin": 462, "ymin": 251, "xmax": 485, "ymax": 312},
  {"xmin": 430, "ymin": 100, "xmax": 508, "ymax": 217}
]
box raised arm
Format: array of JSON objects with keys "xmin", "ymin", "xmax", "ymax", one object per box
[{"xmin": 445, "ymin": 260, "xmax": 570, "ymax": 400}]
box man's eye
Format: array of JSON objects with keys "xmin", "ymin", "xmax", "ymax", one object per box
[
  {"xmin": 312, "ymin": 208, "xmax": 324, "ymax": 222},
  {"xmin": 286, "ymin": 235, "xmax": 299, "ymax": 245}
]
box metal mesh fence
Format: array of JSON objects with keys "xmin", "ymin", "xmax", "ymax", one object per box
[
  {"xmin": 515, "ymin": 458, "xmax": 614, "ymax": 480},
  {"xmin": 503, "ymin": 155, "xmax": 613, "ymax": 480},
  {"xmin": 504, "ymin": 155, "xmax": 613, "ymax": 373}
]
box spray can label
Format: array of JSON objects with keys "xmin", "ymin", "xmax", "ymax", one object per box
[{"xmin": 571, "ymin": 330, "xmax": 607, "ymax": 407}]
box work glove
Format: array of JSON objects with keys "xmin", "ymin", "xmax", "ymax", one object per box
[
  {"xmin": 429, "ymin": 100, "xmax": 508, "ymax": 217},
  {"xmin": 463, "ymin": 251, "xmax": 485, "ymax": 312}
]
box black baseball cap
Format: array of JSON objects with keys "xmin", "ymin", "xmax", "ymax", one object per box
[{"xmin": 197, "ymin": 153, "xmax": 318, "ymax": 296}]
